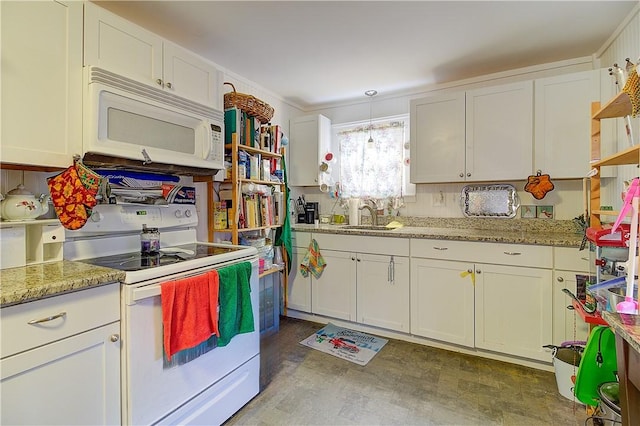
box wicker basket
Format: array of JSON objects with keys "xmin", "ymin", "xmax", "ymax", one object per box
[{"xmin": 223, "ymin": 82, "xmax": 274, "ymax": 124}]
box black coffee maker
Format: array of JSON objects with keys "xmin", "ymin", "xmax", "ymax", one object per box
[{"xmin": 303, "ymin": 202, "xmax": 319, "ymax": 224}]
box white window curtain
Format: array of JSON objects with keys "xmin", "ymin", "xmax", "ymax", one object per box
[{"xmin": 336, "ymin": 115, "xmax": 412, "ymax": 205}]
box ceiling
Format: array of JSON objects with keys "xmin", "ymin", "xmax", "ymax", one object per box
[{"xmin": 94, "ymin": 1, "xmax": 638, "ymax": 109}]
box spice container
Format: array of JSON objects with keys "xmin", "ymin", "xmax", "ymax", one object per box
[{"xmin": 140, "ymin": 224, "xmax": 160, "ymax": 254}]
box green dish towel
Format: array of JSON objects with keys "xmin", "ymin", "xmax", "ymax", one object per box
[{"xmin": 217, "ymin": 261, "xmax": 254, "ymax": 347}]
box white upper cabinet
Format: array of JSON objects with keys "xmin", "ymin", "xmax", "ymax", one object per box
[
  {"xmin": 289, "ymin": 114, "xmax": 331, "ymax": 186},
  {"xmin": 465, "ymin": 81, "xmax": 533, "ymax": 182},
  {"xmin": 534, "ymin": 69, "xmax": 600, "ymax": 178},
  {"xmin": 84, "ymin": 3, "xmax": 222, "ymax": 109},
  {"xmin": 410, "ymin": 81, "xmax": 533, "ymax": 183},
  {"xmin": 162, "ymin": 41, "xmax": 222, "ymax": 108},
  {"xmin": 1, "ymin": 0, "xmax": 83, "ymax": 168},
  {"xmin": 410, "ymin": 92, "xmax": 466, "ymax": 183}
]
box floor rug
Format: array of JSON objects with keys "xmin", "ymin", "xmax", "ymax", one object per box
[{"xmin": 299, "ymin": 323, "xmax": 388, "ymax": 366}]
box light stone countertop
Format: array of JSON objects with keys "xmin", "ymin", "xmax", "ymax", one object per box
[
  {"xmin": 292, "ymin": 217, "xmax": 584, "ymax": 248},
  {"xmin": 0, "ymin": 261, "xmax": 125, "ymax": 307},
  {"xmin": 602, "ymin": 311, "xmax": 640, "ymax": 354},
  {"xmin": 1, "ymin": 217, "xmax": 583, "ymax": 308}
]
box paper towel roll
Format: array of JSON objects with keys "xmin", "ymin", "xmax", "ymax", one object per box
[{"xmin": 348, "ymin": 198, "xmax": 360, "ymax": 225}]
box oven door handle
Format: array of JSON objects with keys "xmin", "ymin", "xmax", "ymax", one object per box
[
  {"xmin": 124, "ymin": 257, "xmax": 258, "ymax": 305},
  {"xmin": 131, "ymin": 284, "xmax": 162, "ymax": 302}
]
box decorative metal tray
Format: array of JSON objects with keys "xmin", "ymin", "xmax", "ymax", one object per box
[{"xmin": 460, "ymin": 184, "xmax": 520, "ymax": 218}]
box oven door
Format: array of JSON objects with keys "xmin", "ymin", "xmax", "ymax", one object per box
[{"xmin": 121, "ymin": 258, "xmax": 259, "ymax": 425}]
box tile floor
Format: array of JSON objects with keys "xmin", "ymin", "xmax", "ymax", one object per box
[{"xmin": 225, "ymin": 317, "xmax": 591, "ymax": 425}]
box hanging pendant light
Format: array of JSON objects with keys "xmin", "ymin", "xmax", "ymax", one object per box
[{"xmin": 365, "ymin": 90, "xmax": 377, "ymax": 144}]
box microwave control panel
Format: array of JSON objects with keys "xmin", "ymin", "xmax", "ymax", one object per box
[{"xmin": 207, "ymin": 123, "xmax": 223, "ymax": 162}]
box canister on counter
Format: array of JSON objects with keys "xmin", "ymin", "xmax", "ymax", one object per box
[{"xmin": 141, "ymin": 224, "xmax": 160, "ymax": 254}]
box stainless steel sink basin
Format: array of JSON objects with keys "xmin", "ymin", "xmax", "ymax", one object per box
[{"xmin": 343, "ymin": 225, "xmax": 394, "ymax": 231}]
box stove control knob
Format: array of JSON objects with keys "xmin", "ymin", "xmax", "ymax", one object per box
[
  {"xmin": 184, "ymin": 209, "xmax": 192, "ymax": 218},
  {"xmin": 174, "ymin": 210, "xmax": 183, "ymax": 218},
  {"xmin": 90, "ymin": 211, "xmax": 102, "ymax": 222}
]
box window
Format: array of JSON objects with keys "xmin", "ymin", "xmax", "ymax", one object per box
[{"xmin": 334, "ymin": 114, "xmax": 414, "ymax": 207}]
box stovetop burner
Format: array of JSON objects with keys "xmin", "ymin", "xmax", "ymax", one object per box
[{"xmin": 78, "ymin": 243, "xmax": 245, "ymax": 272}]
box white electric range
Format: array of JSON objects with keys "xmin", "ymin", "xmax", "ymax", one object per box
[{"xmin": 64, "ymin": 204, "xmax": 259, "ymax": 425}]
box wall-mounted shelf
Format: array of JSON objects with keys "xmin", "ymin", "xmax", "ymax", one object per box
[
  {"xmin": 591, "ymin": 144, "xmax": 640, "ymax": 168},
  {"xmin": 589, "ymin": 97, "xmax": 640, "ymax": 229},
  {"xmin": 592, "ymin": 91, "xmax": 633, "ymax": 120}
]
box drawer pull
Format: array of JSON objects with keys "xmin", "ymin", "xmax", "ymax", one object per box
[
  {"xmin": 503, "ymin": 251, "xmax": 522, "ymax": 256},
  {"xmin": 27, "ymin": 311, "xmax": 66, "ymax": 325},
  {"xmin": 433, "ymin": 247, "xmax": 448, "ymax": 251}
]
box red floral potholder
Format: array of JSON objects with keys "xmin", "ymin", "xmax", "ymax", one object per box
[{"xmin": 47, "ymin": 165, "xmax": 99, "ymax": 230}]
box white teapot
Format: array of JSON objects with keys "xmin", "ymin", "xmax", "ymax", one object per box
[{"xmin": 0, "ymin": 184, "xmax": 50, "ymax": 221}]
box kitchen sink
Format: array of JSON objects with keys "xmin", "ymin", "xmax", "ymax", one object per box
[{"xmin": 342, "ymin": 225, "xmax": 395, "ymax": 231}]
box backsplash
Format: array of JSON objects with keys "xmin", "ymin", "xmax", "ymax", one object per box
[{"xmin": 292, "ymin": 179, "xmax": 588, "ymax": 222}]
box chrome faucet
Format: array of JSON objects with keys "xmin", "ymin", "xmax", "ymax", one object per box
[{"xmin": 359, "ymin": 204, "xmax": 378, "ymax": 226}]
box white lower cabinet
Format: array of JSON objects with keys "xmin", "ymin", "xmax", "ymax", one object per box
[
  {"xmin": 291, "ymin": 233, "xmax": 410, "ymax": 332},
  {"xmin": 474, "ymin": 263, "xmax": 552, "ymax": 362},
  {"xmin": 287, "ymin": 232, "xmax": 312, "ymax": 312},
  {"xmin": 1, "ymin": 284, "xmax": 121, "ymax": 425},
  {"xmin": 411, "ymin": 258, "xmax": 475, "ymax": 348},
  {"xmin": 356, "ymin": 253, "xmax": 410, "ymax": 332},
  {"xmin": 311, "ymin": 248, "xmax": 410, "ymax": 331},
  {"xmin": 312, "ymin": 249, "xmax": 357, "ymax": 321},
  {"xmin": 290, "ymin": 232, "xmax": 568, "ymax": 364},
  {"xmin": 552, "ymin": 247, "xmax": 591, "ymax": 344},
  {"xmin": 410, "ymin": 239, "xmax": 553, "ymax": 362}
]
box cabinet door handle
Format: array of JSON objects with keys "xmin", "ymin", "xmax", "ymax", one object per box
[
  {"xmin": 388, "ymin": 256, "xmax": 395, "ymax": 284},
  {"xmin": 459, "ymin": 173, "xmax": 464, "ymax": 178},
  {"xmin": 433, "ymin": 247, "xmax": 448, "ymax": 251},
  {"xmin": 557, "ymin": 277, "xmax": 564, "ymax": 282},
  {"xmin": 351, "ymin": 257, "xmax": 356, "ymax": 261},
  {"xmin": 466, "ymin": 173, "xmax": 471, "ymax": 177},
  {"xmin": 110, "ymin": 334, "xmax": 120, "ymax": 342},
  {"xmin": 475, "ymin": 269, "xmax": 482, "ymax": 274},
  {"xmin": 27, "ymin": 311, "xmax": 66, "ymax": 325},
  {"xmin": 156, "ymin": 78, "xmax": 163, "ymax": 87},
  {"xmin": 166, "ymin": 82, "xmax": 173, "ymax": 89},
  {"xmin": 503, "ymin": 251, "xmax": 522, "ymax": 256}
]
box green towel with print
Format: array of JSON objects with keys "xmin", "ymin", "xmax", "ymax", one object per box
[{"xmin": 217, "ymin": 261, "xmax": 254, "ymax": 346}]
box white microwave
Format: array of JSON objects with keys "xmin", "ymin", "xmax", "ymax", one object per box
[{"xmin": 84, "ymin": 67, "xmax": 224, "ymax": 171}]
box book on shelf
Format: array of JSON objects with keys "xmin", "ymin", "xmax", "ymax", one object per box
[
  {"xmin": 224, "ymin": 107, "xmax": 240, "ymax": 144},
  {"xmin": 274, "ymin": 191, "xmax": 284, "ymax": 225},
  {"xmin": 213, "ymin": 201, "xmax": 228, "ymax": 229},
  {"xmin": 262, "ymin": 159, "xmax": 271, "ymax": 181},
  {"xmin": 260, "ymin": 124, "xmax": 282, "ymax": 154},
  {"xmin": 235, "ymin": 192, "xmax": 283, "ymax": 229},
  {"xmin": 249, "ymin": 153, "xmax": 261, "ymax": 180}
]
